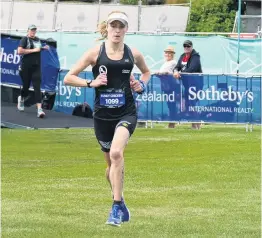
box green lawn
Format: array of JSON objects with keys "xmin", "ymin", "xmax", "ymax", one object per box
[{"xmin": 1, "ymin": 125, "xmax": 261, "ymax": 237}]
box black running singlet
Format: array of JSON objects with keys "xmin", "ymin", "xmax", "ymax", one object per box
[{"xmin": 92, "ymin": 42, "xmax": 137, "ymax": 120}]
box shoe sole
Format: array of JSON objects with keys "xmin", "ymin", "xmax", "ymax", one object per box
[
  {"xmin": 17, "ymin": 96, "xmax": 24, "ymax": 111},
  {"xmin": 38, "ymin": 114, "xmax": 45, "ymax": 118},
  {"xmin": 17, "ymin": 106, "xmax": 24, "ymax": 112},
  {"xmin": 105, "ymin": 221, "xmax": 121, "ymax": 227}
]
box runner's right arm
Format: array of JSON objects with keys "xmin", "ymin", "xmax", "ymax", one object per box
[{"xmin": 64, "ymin": 46, "xmax": 105, "ymax": 87}]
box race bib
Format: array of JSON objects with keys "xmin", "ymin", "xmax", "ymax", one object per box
[{"xmin": 100, "ymin": 91, "xmax": 125, "ymax": 108}]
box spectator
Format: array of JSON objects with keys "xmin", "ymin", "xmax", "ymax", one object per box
[
  {"xmin": 158, "ymin": 46, "xmax": 177, "ymax": 74},
  {"xmin": 173, "ymin": 40, "xmax": 203, "ymax": 129},
  {"xmin": 17, "ymin": 24, "xmax": 49, "ymax": 118},
  {"xmin": 156, "ymin": 46, "xmax": 179, "ymax": 128}
]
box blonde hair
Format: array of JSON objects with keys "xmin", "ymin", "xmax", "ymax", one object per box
[{"xmin": 96, "ymin": 11, "xmax": 128, "ymax": 41}]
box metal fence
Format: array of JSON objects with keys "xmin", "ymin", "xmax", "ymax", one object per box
[{"xmin": 233, "ymin": 14, "xmax": 262, "ymax": 34}]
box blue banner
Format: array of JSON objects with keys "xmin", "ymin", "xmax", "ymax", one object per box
[
  {"xmin": 147, "ymin": 74, "xmax": 261, "ymax": 124},
  {"xmin": 0, "ymin": 35, "xmax": 60, "ymax": 92},
  {"xmin": 54, "ymin": 71, "xmax": 261, "ymax": 124}
]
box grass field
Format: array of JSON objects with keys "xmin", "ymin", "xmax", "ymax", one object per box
[{"xmin": 1, "ymin": 124, "xmax": 261, "ymax": 238}]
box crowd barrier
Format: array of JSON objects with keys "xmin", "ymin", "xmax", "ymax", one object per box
[
  {"xmin": 55, "ymin": 71, "xmax": 261, "ymax": 124},
  {"xmin": 1, "ymin": 33, "xmax": 261, "ymax": 124}
]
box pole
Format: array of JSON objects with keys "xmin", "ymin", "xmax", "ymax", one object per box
[
  {"xmin": 52, "ymin": 0, "xmax": 59, "ymax": 30},
  {"xmin": 138, "ymin": 0, "xmax": 142, "ymax": 31},
  {"xmin": 97, "ymin": 0, "xmax": 101, "ymax": 28},
  {"xmin": 237, "ymin": 0, "xmax": 241, "ymax": 74},
  {"xmin": 8, "ymin": 0, "xmax": 15, "ymax": 31},
  {"xmin": 187, "ymin": 0, "xmax": 192, "ymax": 25}
]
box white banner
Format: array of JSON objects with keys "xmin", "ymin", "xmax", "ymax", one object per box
[
  {"xmin": 1, "ymin": 1, "xmax": 12, "ymax": 29},
  {"xmin": 56, "ymin": 3, "xmax": 99, "ymax": 31},
  {"xmin": 6, "ymin": 2, "xmax": 189, "ymax": 32},
  {"xmin": 140, "ymin": 5, "xmax": 189, "ymax": 32},
  {"xmin": 11, "ymin": 2, "xmax": 55, "ymax": 30},
  {"xmin": 98, "ymin": 5, "xmax": 139, "ymax": 32}
]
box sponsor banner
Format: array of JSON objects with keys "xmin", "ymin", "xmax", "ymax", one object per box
[
  {"xmin": 1, "ymin": 1, "xmax": 12, "ymax": 29},
  {"xmin": 56, "ymin": 4, "xmax": 99, "ymax": 31},
  {"xmin": 99, "ymin": 5, "xmax": 139, "ymax": 32},
  {"xmin": 178, "ymin": 74, "xmax": 260, "ymax": 123},
  {"xmin": 1, "ymin": 34, "xmax": 60, "ymax": 92},
  {"xmin": 55, "ymin": 71, "xmax": 261, "ymax": 123},
  {"xmin": 140, "ymin": 5, "xmax": 189, "ymax": 32},
  {"xmin": 11, "ymin": 2, "xmax": 55, "ymax": 30}
]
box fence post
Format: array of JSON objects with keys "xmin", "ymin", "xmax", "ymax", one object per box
[
  {"xmin": 187, "ymin": 0, "xmax": 192, "ymax": 25},
  {"xmin": 97, "ymin": 0, "xmax": 101, "ymax": 28},
  {"xmin": 8, "ymin": 0, "xmax": 14, "ymax": 30},
  {"xmin": 138, "ymin": 0, "xmax": 142, "ymax": 31},
  {"xmin": 52, "ymin": 0, "xmax": 59, "ymax": 30}
]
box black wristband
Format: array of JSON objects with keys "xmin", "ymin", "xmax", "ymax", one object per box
[{"xmin": 86, "ymin": 80, "xmax": 92, "ymax": 88}]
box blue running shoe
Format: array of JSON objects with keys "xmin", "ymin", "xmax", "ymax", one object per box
[
  {"xmin": 106, "ymin": 204, "xmax": 123, "ymax": 227},
  {"xmin": 120, "ymin": 198, "xmax": 130, "ymax": 222}
]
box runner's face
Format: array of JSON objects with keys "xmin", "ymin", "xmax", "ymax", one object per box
[{"xmin": 107, "ymin": 21, "xmax": 127, "ymax": 43}]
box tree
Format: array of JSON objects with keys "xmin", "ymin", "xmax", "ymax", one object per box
[{"xmin": 186, "ymin": 0, "xmax": 237, "ymax": 32}]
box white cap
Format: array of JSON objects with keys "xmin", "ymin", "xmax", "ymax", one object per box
[{"xmin": 107, "ymin": 12, "xmax": 128, "ymax": 26}]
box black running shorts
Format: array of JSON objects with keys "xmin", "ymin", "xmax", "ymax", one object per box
[{"xmin": 94, "ymin": 115, "xmax": 137, "ymax": 152}]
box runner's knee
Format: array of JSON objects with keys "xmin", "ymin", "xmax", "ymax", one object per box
[{"xmin": 110, "ymin": 148, "xmax": 123, "ymax": 162}]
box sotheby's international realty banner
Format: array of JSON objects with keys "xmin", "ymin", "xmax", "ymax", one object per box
[{"xmin": 54, "ymin": 71, "xmax": 260, "ymax": 124}]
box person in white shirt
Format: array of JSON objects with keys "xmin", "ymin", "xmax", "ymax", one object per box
[
  {"xmin": 155, "ymin": 46, "xmax": 179, "ymax": 128},
  {"xmin": 158, "ymin": 46, "xmax": 177, "ymax": 74}
]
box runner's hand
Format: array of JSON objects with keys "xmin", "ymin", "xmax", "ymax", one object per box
[
  {"xmin": 91, "ymin": 73, "xmax": 107, "ymax": 88},
  {"xmin": 130, "ymin": 78, "xmax": 144, "ymax": 93}
]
